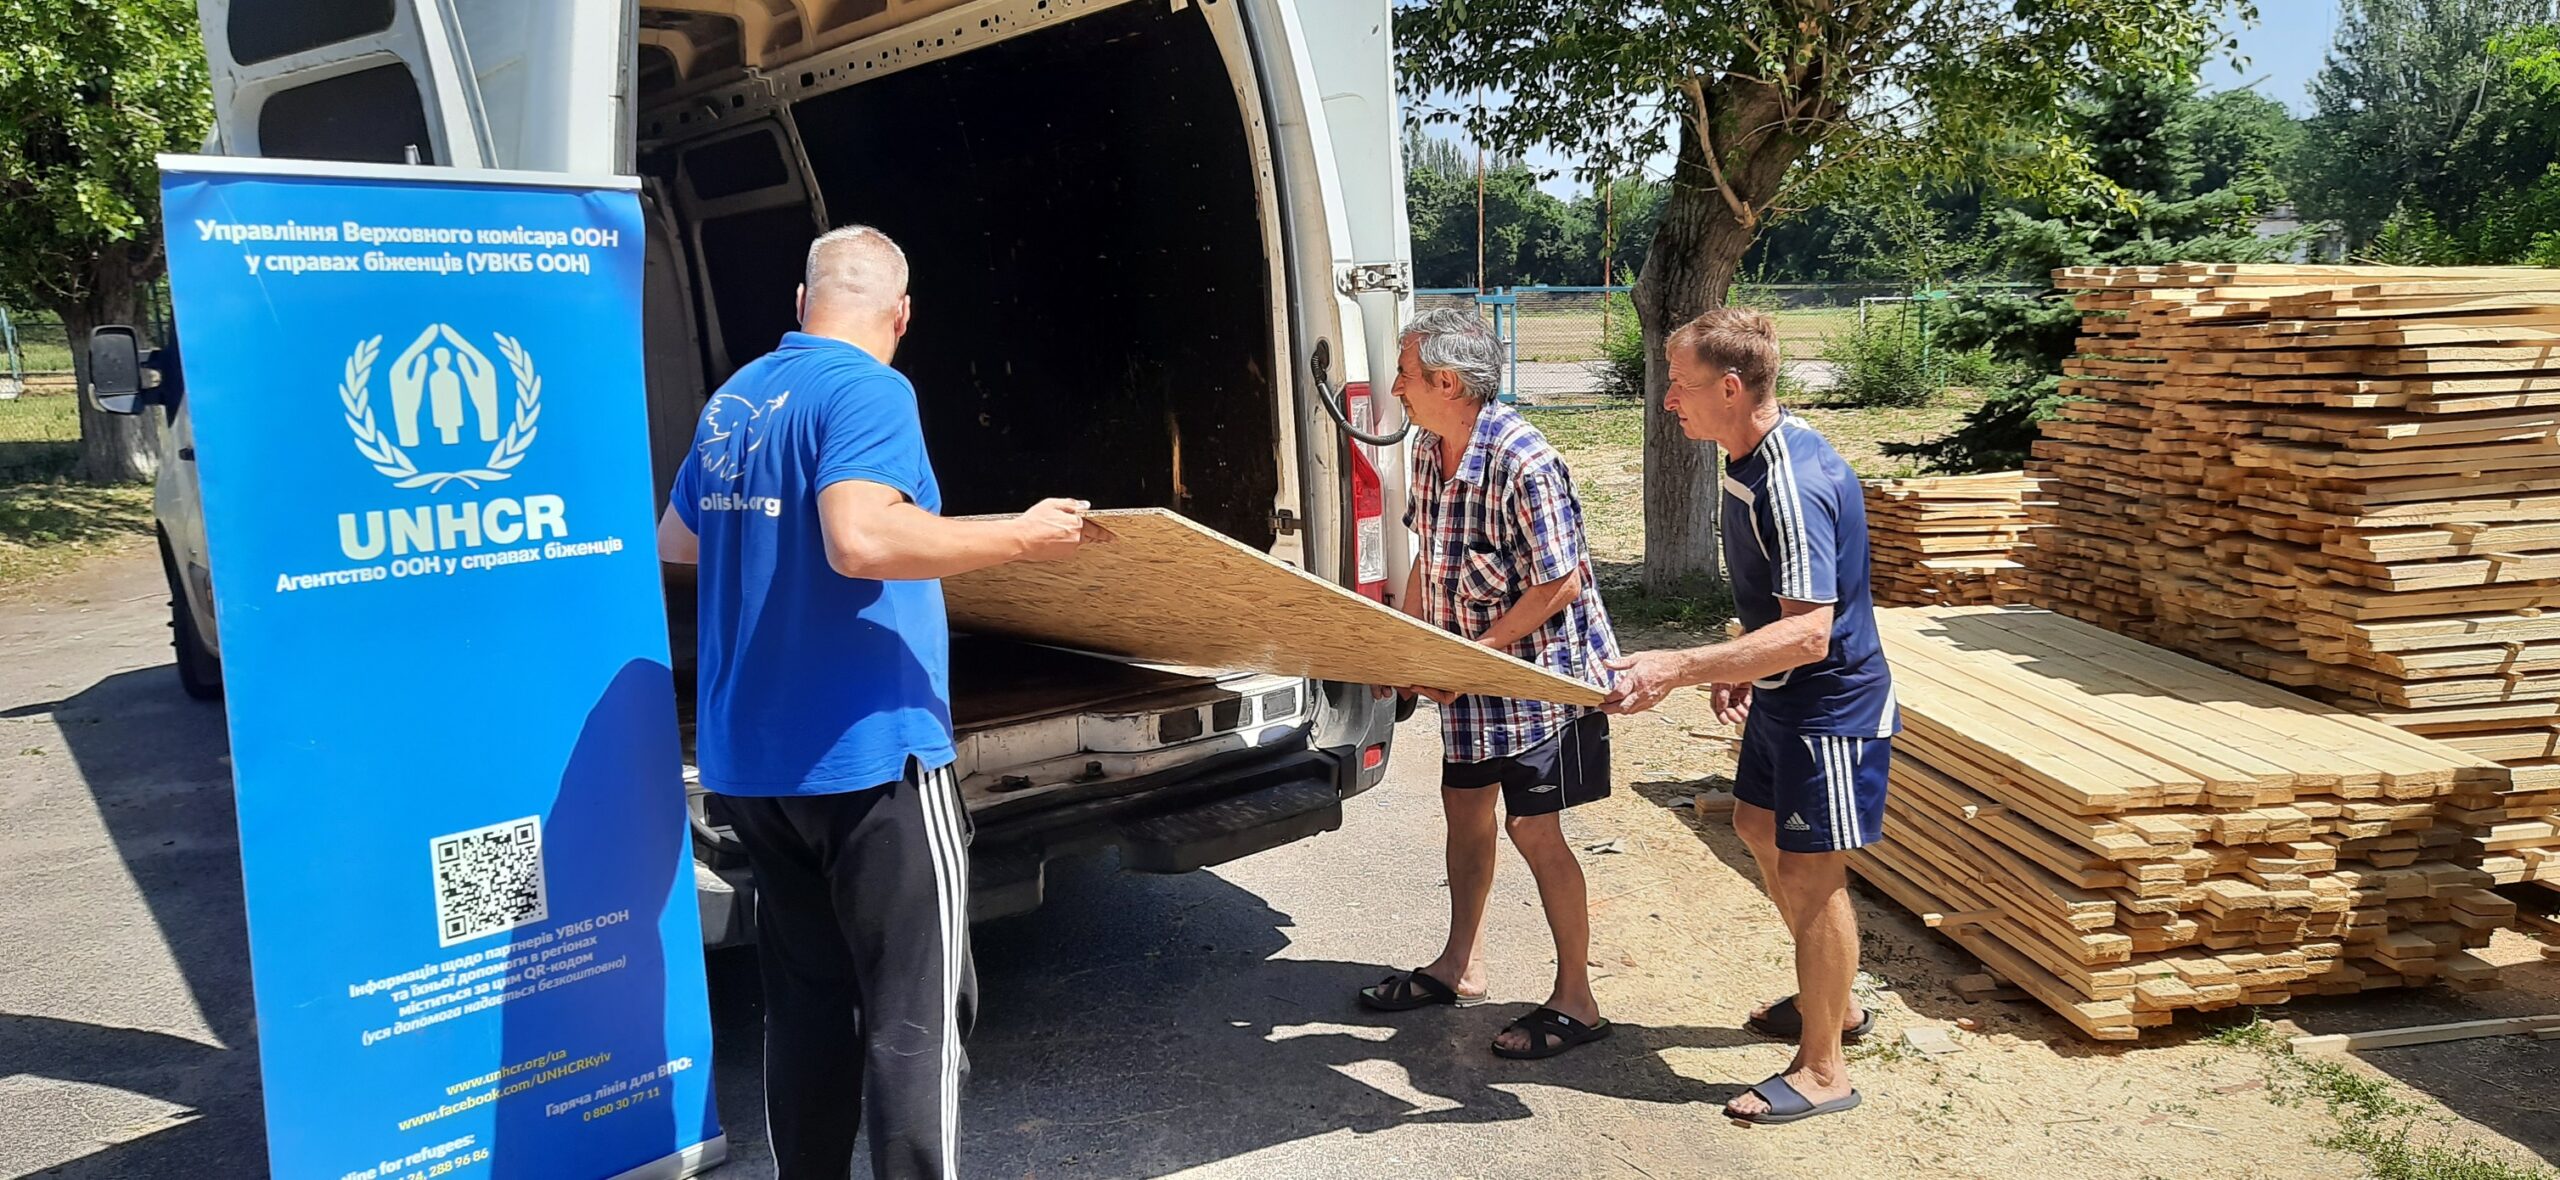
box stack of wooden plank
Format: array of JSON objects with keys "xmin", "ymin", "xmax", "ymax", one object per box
[
  {"xmin": 1852, "ymin": 606, "xmax": 2513, "ymax": 1040},
  {"xmin": 2014, "ymin": 263, "xmax": 2560, "ymax": 893},
  {"xmin": 1863, "ymin": 472, "xmax": 2041, "ymax": 607}
]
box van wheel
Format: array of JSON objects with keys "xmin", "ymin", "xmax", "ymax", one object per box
[{"xmin": 159, "ymin": 529, "xmax": 223, "ymax": 702}]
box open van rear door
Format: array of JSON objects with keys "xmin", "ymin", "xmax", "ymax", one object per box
[
  {"xmin": 196, "ymin": 0, "xmax": 492, "ymax": 166},
  {"xmin": 195, "ymin": 0, "xmax": 627, "ymax": 173},
  {"xmin": 1233, "ymin": 0, "xmax": 1414, "ymax": 594}
]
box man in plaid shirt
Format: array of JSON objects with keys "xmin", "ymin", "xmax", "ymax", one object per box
[{"xmin": 1356, "ymin": 307, "xmax": 1620, "ymax": 1060}]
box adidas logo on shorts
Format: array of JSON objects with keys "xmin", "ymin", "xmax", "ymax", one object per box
[{"xmin": 1783, "ymin": 813, "xmax": 1813, "ymax": 832}]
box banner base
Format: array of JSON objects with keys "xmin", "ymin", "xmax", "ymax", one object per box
[{"xmin": 608, "ymin": 1135, "xmax": 728, "ymax": 1180}]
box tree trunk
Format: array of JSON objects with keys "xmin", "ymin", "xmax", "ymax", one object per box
[
  {"xmin": 67, "ymin": 242, "xmax": 162, "ymax": 484},
  {"xmin": 1630, "ymin": 81, "xmax": 1807, "ymax": 595}
]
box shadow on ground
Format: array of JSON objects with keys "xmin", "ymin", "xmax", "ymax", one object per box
[
  {"xmin": 9, "ymin": 664, "xmax": 263, "ymax": 1179},
  {"xmin": 710, "ymin": 847, "xmax": 1771, "ymax": 1177},
  {"xmin": 1630, "ymin": 750, "xmax": 2560, "ymax": 1166},
  {"xmin": 22, "ymin": 660, "xmax": 1776, "ymax": 1180}
]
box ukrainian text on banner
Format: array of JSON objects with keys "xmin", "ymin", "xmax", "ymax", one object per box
[{"xmin": 158, "ymin": 156, "xmax": 723, "ymax": 1180}]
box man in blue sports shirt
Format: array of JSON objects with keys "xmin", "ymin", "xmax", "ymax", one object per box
[
  {"xmin": 655, "ymin": 225, "xmax": 1096, "ymax": 1179},
  {"xmin": 1603, "ymin": 307, "xmax": 1896, "ymax": 1127}
]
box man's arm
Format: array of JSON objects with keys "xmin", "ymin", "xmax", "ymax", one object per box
[
  {"xmin": 1477, "ymin": 569, "xmax": 1580, "ymax": 650},
  {"xmin": 1396, "ymin": 558, "xmax": 1426, "ymax": 620},
  {"xmin": 1377, "ymin": 559, "xmax": 1459, "ymax": 704},
  {"xmin": 1603, "ymin": 598, "xmax": 1832, "ymax": 714},
  {"xmin": 819, "ymin": 481, "xmax": 1092, "ymax": 581},
  {"xmin": 657, "ymin": 505, "xmax": 700, "ymax": 565}
]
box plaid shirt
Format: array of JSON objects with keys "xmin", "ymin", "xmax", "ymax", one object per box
[{"xmin": 1406, "ymin": 400, "xmax": 1619, "ymax": 763}]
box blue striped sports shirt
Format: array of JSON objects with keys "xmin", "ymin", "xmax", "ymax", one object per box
[{"xmin": 1718, "ymin": 413, "xmax": 1898, "ymax": 738}]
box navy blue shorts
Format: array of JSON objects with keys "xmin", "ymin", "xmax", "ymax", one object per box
[
  {"xmin": 1734, "ymin": 719, "xmax": 1889, "ymax": 853},
  {"xmin": 1443, "ymin": 712, "xmax": 1611, "ymax": 818}
]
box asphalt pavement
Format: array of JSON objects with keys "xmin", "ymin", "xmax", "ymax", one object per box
[{"xmin": 0, "ymin": 553, "xmax": 1785, "ymax": 1179}]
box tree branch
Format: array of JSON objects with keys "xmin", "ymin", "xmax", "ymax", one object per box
[{"xmin": 1678, "ymin": 76, "xmax": 1760, "ymax": 232}]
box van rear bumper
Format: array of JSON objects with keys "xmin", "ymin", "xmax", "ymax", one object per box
[{"xmin": 697, "ymin": 734, "xmax": 1389, "ymax": 944}]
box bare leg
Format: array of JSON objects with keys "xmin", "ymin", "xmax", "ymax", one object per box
[
  {"xmin": 1493, "ymin": 811, "xmax": 1597, "ymax": 1051},
  {"xmin": 1732, "ymin": 802, "xmax": 1863, "ymax": 1031},
  {"xmin": 1419, "ymin": 785, "xmax": 1500, "ymax": 997},
  {"xmin": 1728, "ymin": 850, "xmax": 1859, "ymax": 1117}
]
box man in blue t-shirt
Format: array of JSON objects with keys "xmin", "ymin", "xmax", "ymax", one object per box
[
  {"xmin": 1602, "ymin": 308, "xmax": 1895, "ymax": 1128},
  {"xmin": 656, "ymin": 225, "xmax": 1093, "ymax": 1180}
]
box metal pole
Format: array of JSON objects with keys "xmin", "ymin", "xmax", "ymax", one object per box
[
  {"xmin": 1600, "ymin": 179, "xmax": 1614, "ymax": 337},
  {"xmin": 1495, "ymin": 289, "xmax": 1515, "ymax": 404},
  {"xmin": 1475, "ymin": 141, "xmax": 1486, "ymax": 295}
]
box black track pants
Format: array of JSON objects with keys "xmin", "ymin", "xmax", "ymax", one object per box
[{"xmin": 720, "ymin": 761, "xmax": 976, "ymax": 1180}]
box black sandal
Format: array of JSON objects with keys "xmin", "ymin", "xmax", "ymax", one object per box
[
  {"xmin": 1744, "ymin": 995, "xmax": 1875, "ymax": 1043},
  {"xmin": 1358, "ymin": 968, "xmax": 1487, "ymax": 1012},
  {"xmin": 1491, "ymin": 1006, "xmax": 1612, "ymax": 1059}
]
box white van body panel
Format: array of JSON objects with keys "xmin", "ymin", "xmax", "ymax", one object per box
[{"xmin": 169, "ymin": 0, "xmax": 1413, "ymax": 917}]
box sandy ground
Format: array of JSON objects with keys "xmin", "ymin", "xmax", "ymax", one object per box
[
  {"xmin": 5, "ymin": 412, "xmax": 2558, "ymax": 1178},
  {"xmin": 7, "ymin": 551, "xmax": 2558, "ymax": 1180}
]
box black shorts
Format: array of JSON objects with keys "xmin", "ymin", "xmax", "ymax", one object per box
[{"xmin": 1442, "ymin": 711, "xmax": 1611, "ymax": 817}]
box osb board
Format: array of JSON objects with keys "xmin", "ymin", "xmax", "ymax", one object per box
[{"xmin": 943, "ymin": 509, "xmax": 1607, "ymax": 706}]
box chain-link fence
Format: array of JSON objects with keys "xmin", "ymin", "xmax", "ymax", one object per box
[
  {"xmin": 0, "ymin": 309, "xmax": 82, "ymax": 479},
  {"xmin": 0, "ymin": 297, "xmax": 173, "ymax": 480},
  {"xmin": 1417, "ymin": 284, "xmax": 1939, "ymax": 366}
]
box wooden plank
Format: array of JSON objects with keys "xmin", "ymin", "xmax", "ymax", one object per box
[
  {"xmin": 943, "ymin": 509, "xmax": 1604, "ymax": 705},
  {"xmin": 2290, "ymin": 1014, "xmax": 2560, "ymax": 1055}
]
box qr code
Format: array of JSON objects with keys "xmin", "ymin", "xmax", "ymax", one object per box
[{"xmin": 430, "ymin": 816, "xmax": 549, "ymax": 947}]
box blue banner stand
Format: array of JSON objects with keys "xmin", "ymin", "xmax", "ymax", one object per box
[{"xmin": 157, "ymin": 155, "xmax": 724, "ymax": 1180}]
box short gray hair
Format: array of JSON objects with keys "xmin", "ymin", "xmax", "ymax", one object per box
[
  {"xmin": 1401, "ymin": 307, "xmax": 1502, "ymax": 402},
  {"xmin": 804, "ymin": 225, "xmax": 909, "ymax": 318}
]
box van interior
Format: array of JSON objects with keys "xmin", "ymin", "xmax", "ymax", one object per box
[
  {"xmin": 635, "ymin": 0, "xmax": 1305, "ymax": 777},
  {"xmin": 640, "ymin": 0, "xmax": 1281, "ymax": 551}
]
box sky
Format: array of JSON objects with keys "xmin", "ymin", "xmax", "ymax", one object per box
[{"xmin": 1474, "ymin": 0, "xmax": 2344, "ymax": 198}]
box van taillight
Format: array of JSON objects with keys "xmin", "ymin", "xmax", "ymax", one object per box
[{"xmin": 1346, "ymin": 381, "xmax": 1387, "ymax": 600}]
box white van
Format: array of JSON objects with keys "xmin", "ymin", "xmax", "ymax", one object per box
[{"xmin": 123, "ymin": 0, "xmax": 1419, "ymax": 938}]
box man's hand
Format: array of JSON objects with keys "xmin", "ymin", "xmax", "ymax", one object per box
[
  {"xmin": 1601, "ymin": 650, "xmax": 1686, "ymax": 715},
  {"xmin": 1710, "ymin": 681, "xmax": 1751, "ymax": 727},
  {"xmin": 1014, "ymin": 498, "xmax": 1100, "ymax": 562}
]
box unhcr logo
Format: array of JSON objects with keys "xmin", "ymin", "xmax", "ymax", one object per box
[
  {"xmin": 329, "ymin": 323, "xmax": 572, "ymax": 563},
  {"xmin": 340, "ymin": 324, "xmax": 542, "ymax": 493}
]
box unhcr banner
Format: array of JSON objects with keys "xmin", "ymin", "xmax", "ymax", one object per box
[{"xmin": 157, "ymin": 157, "xmax": 722, "ymax": 1180}]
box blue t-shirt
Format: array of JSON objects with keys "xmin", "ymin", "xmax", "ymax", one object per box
[
  {"xmin": 672, "ymin": 332, "xmax": 955, "ymax": 795},
  {"xmin": 1719, "ymin": 413, "xmax": 1897, "ymax": 738}
]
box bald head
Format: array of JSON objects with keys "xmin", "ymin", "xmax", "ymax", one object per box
[{"xmin": 802, "ymin": 224, "xmax": 909, "ymax": 323}]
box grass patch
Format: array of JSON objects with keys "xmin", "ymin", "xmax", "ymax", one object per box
[
  {"xmin": 2210, "ymin": 1015, "xmax": 2553, "ymax": 1180},
  {"xmin": 1506, "ymin": 306, "xmax": 1862, "ymax": 364},
  {"xmin": 1522, "ymin": 404, "xmax": 1641, "ymax": 452},
  {"xmin": 2203, "ymin": 1011, "xmax": 2288, "ymax": 1052},
  {"xmin": 0, "ymin": 478, "xmax": 157, "ymax": 587},
  {"xmin": 1596, "ymin": 569, "xmax": 1736, "ymax": 635}
]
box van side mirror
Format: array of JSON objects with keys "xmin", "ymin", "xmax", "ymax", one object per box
[{"xmin": 87, "ymin": 326, "xmax": 180, "ymax": 415}]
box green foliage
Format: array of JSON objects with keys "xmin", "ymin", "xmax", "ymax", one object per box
[
  {"xmin": 0, "ymin": 0, "xmax": 211, "ymax": 317},
  {"xmin": 1599, "ymin": 571, "xmax": 1738, "ymax": 635},
  {"xmin": 2201, "ymin": 1011, "xmax": 2286, "ymax": 1051},
  {"xmin": 2202, "ymin": 1011, "xmax": 2554, "ymax": 1180},
  {"xmin": 2299, "ymin": 0, "xmax": 2560, "ymax": 255},
  {"xmin": 1404, "ymin": 131, "xmax": 1663, "ymax": 289},
  {"xmin": 1821, "ymin": 312, "xmax": 1939, "ymax": 409},
  {"xmin": 2271, "ymin": 1056, "xmax": 2554, "ymax": 1180},
  {"xmin": 1821, "ymin": 304, "xmax": 2005, "ymax": 410},
  {"xmin": 1825, "ymin": 184, "xmax": 1991, "ymax": 289},
  {"xmin": 1397, "ymin": 1, "xmax": 2243, "ymax": 209},
  {"xmin": 1897, "ymin": 73, "xmax": 2305, "ymax": 472},
  {"xmin": 1596, "ymin": 283, "xmax": 1646, "ymax": 400}
]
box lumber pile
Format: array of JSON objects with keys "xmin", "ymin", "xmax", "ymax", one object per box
[
  {"xmin": 1850, "ymin": 606, "xmax": 2511, "ymax": 1041},
  {"xmin": 2016, "ymin": 263, "xmax": 2560, "ymax": 891},
  {"xmin": 1863, "ymin": 472, "xmax": 2041, "ymax": 607}
]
